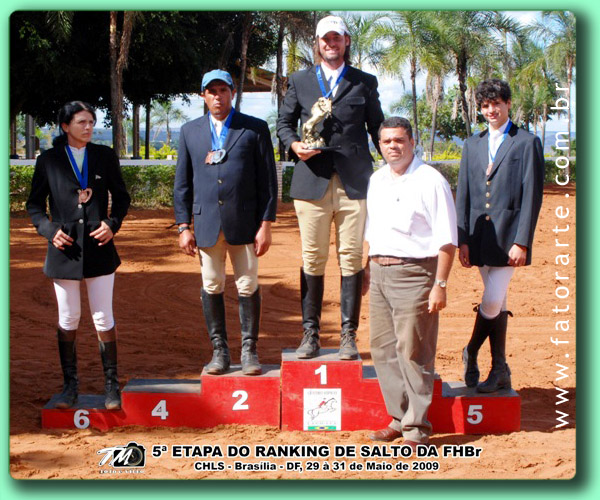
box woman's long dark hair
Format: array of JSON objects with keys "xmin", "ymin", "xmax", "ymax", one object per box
[{"xmin": 52, "ymin": 101, "xmax": 97, "ymax": 147}]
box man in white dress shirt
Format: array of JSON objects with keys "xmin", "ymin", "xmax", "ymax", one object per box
[{"xmin": 364, "ymin": 117, "xmax": 457, "ymax": 448}]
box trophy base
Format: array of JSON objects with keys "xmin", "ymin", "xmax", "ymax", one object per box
[{"xmin": 307, "ymin": 145, "xmax": 342, "ymax": 151}]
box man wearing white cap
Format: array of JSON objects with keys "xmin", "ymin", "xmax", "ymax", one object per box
[
  {"xmin": 174, "ymin": 69, "xmax": 278, "ymax": 376},
  {"xmin": 277, "ymin": 15, "xmax": 384, "ymax": 361}
]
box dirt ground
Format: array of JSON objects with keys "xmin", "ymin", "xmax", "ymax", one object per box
[{"xmin": 9, "ymin": 186, "xmax": 575, "ymax": 480}]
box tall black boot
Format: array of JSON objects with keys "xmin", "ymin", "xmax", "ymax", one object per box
[
  {"xmin": 239, "ymin": 289, "xmax": 262, "ymax": 376},
  {"xmin": 477, "ymin": 311, "xmax": 513, "ymax": 393},
  {"xmin": 462, "ymin": 306, "xmax": 495, "ymax": 387},
  {"xmin": 201, "ymin": 289, "xmax": 230, "ymax": 374},
  {"xmin": 55, "ymin": 328, "xmax": 78, "ymax": 409},
  {"xmin": 98, "ymin": 327, "xmax": 121, "ymax": 410},
  {"xmin": 296, "ymin": 268, "xmax": 324, "ymax": 359},
  {"xmin": 339, "ymin": 270, "xmax": 363, "ymax": 360}
]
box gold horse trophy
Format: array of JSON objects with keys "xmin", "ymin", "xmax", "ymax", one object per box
[{"xmin": 301, "ymin": 97, "xmax": 338, "ymax": 150}]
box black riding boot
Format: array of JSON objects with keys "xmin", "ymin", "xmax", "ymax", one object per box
[
  {"xmin": 296, "ymin": 268, "xmax": 324, "ymax": 359},
  {"xmin": 55, "ymin": 328, "xmax": 78, "ymax": 409},
  {"xmin": 239, "ymin": 289, "xmax": 262, "ymax": 376},
  {"xmin": 99, "ymin": 340, "xmax": 121, "ymax": 410},
  {"xmin": 98, "ymin": 327, "xmax": 121, "ymax": 410},
  {"xmin": 201, "ymin": 289, "xmax": 231, "ymax": 374},
  {"xmin": 339, "ymin": 270, "xmax": 363, "ymax": 360},
  {"xmin": 477, "ymin": 311, "xmax": 513, "ymax": 393},
  {"xmin": 462, "ymin": 306, "xmax": 495, "ymax": 387}
]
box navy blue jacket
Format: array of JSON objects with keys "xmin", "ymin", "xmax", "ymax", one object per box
[
  {"xmin": 456, "ymin": 123, "xmax": 544, "ymax": 267},
  {"xmin": 276, "ymin": 65, "xmax": 384, "ymax": 200},
  {"xmin": 173, "ymin": 111, "xmax": 277, "ymax": 247},
  {"xmin": 26, "ymin": 142, "xmax": 130, "ymax": 280}
]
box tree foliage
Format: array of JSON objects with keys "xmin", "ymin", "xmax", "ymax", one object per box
[{"xmin": 10, "ymin": 11, "xmax": 278, "ymax": 126}]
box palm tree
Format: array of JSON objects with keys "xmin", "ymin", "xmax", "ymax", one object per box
[
  {"xmin": 269, "ymin": 11, "xmax": 315, "ymax": 160},
  {"xmin": 423, "ymin": 47, "xmax": 453, "ymax": 159},
  {"xmin": 513, "ymin": 35, "xmax": 557, "ymax": 152},
  {"xmin": 151, "ymin": 100, "xmax": 189, "ymax": 146},
  {"xmin": 45, "ymin": 11, "xmax": 74, "ymax": 43},
  {"xmin": 377, "ymin": 11, "xmax": 438, "ymax": 146},
  {"xmin": 339, "ymin": 12, "xmax": 386, "ymax": 71},
  {"xmin": 528, "ymin": 11, "xmax": 576, "ymax": 157},
  {"xmin": 285, "ymin": 30, "xmax": 314, "ymax": 74},
  {"xmin": 433, "ymin": 10, "xmax": 500, "ymax": 137},
  {"xmin": 492, "ymin": 11, "xmax": 526, "ymax": 81}
]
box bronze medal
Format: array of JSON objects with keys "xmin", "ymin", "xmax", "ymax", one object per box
[
  {"xmin": 78, "ymin": 187, "xmax": 93, "ymax": 204},
  {"xmin": 205, "ymin": 151, "xmax": 214, "ymax": 164}
]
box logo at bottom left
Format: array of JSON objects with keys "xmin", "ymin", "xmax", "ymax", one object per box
[{"xmin": 97, "ymin": 441, "xmax": 146, "ymax": 474}]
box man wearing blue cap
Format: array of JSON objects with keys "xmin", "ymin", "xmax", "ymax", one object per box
[
  {"xmin": 277, "ymin": 15, "xmax": 384, "ymax": 360},
  {"xmin": 174, "ymin": 69, "xmax": 278, "ymax": 376}
]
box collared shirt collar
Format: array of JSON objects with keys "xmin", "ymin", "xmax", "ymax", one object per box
[
  {"xmin": 320, "ymin": 62, "xmax": 345, "ymax": 86},
  {"xmin": 210, "ymin": 110, "xmax": 232, "ymax": 127},
  {"xmin": 68, "ymin": 144, "xmax": 87, "ymax": 154},
  {"xmin": 209, "ymin": 110, "xmax": 233, "ymax": 135},
  {"xmin": 385, "ymin": 155, "xmax": 421, "ymax": 180},
  {"xmin": 489, "ymin": 118, "xmax": 510, "ymax": 138}
]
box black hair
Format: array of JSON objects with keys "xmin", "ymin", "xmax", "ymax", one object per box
[
  {"xmin": 475, "ymin": 79, "xmax": 512, "ymax": 108},
  {"xmin": 378, "ymin": 116, "xmax": 413, "ymax": 139},
  {"xmin": 52, "ymin": 101, "xmax": 97, "ymax": 147}
]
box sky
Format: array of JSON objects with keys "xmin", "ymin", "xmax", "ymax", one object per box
[{"xmin": 98, "ymin": 10, "xmax": 575, "ymax": 134}]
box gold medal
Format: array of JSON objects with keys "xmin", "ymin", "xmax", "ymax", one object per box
[{"xmin": 78, "ymin": 188, "xmax": 93, "ymax": 204}]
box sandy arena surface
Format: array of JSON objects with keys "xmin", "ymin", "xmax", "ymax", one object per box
[{"xmin": 9, "ymin": 186, "xmax": 575, "ymax": 480}]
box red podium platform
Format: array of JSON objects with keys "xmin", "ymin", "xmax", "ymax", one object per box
[
  {"xmin": 42, "ymin": 394, "xmax": 127, "ymax": 431},
  {"xmin": 42, "ymin": 365, "xmax": 280, "ymax": 430},
  {"xmin": 42, "ymin": 350, "xmax": 520, "ymax": 434},
  {"xmin": 280, "ymin": 349, "xmax": 520, "ymax": 434},
  {"xmin": 439, "ymin": 381, "xmax": 521, "ymax": 434}
]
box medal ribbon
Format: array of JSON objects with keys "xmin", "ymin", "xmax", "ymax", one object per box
[
  {"xmin": 316, "ymin": 65, "xmax": 348, "ymax": 99},
  {"xmin": 488, "ymin": 120, "xmax": 512, "ymax": 165},
  {"xmin": 209, "ymin": 109, "xmax": 235, "ymax": 151},
  {"xmin": 65, "ymin": 146, "xmax": 89, "ymax": 189}
]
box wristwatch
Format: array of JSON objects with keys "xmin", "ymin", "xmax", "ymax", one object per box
[
  {"xmin": 434, "ymin": 279, "xmax": 447, "ymax": 288},
  {"xmin": 178, "ymin": 225, "xmax": 190, "ymax": 234}
]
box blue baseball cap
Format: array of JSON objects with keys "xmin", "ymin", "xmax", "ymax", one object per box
[{"xmin": 201, "ymin": 69, "xmax": 235, "ymax": 92}]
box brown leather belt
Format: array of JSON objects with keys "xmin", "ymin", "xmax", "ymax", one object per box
[{"xmin": 370, "ymin": 255, "xmax": 437, "ymax": 266}]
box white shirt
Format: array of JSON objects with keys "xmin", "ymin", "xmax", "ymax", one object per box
[
  {"xmin": 210, "ymin": 111, "xmax": 232, "ymax": 138},
  {"xmin": 68, "ymin": 145, "xmax": 86, "ymax": 172},
  {"xmin": 320, "ymin": 62, "xmax": 345, "ymax": 98},
  {"xmin": 365, "ymin": 156, "xmax": 458, "ymax": 258},
  {"xmin": 488, "ymin": 119, "xmax": 510, "ymax": 161}
]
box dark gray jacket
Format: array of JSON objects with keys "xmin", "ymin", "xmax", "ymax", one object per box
[
  {"xmin": 276, "ymin": 65, "xmax": 384, "ymax": 200},
  {"xmin": 456, "ymin": 123, "xmax": 544, "ymax": 266},
  {"xmin": 173, "ymin": 112, "xmax": 277, "ymax": 248}
]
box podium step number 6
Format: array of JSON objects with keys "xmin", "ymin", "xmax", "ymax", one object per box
[{"xmin": 74, "ymin": 409, "xmax": 90, "ymax": 429}]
